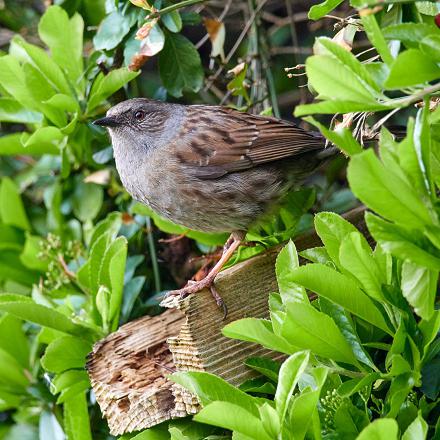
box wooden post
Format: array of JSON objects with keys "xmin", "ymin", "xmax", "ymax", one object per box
[{"xmin": 87, "ymin": 207, "xmax": 367, "ymax": 435}]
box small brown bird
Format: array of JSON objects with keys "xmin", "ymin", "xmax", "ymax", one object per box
[{"xmin": 94, "ymin": 98, "xmax": 334, "ymax": 311}]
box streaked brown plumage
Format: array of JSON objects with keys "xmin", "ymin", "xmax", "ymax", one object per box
[{"xmin": 94, "ymin": 98, "xmax": 335, "ymax": 312}]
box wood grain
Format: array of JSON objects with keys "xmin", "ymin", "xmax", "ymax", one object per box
[{"xmin": 87, "ymin": 206, "xmax": 367, "ymax": 435}]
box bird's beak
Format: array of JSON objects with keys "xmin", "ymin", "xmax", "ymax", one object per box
[{"xmin": 93, "ymin": 116, "xmax": 119, "ymax": 127}]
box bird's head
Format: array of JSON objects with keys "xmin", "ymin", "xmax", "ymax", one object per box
[{"xmin": 93, "ymin": 98, "xmax": 176, "ymax": 152}]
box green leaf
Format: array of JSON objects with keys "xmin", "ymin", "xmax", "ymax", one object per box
[
  {"xmin": 38, "ymin": 6, "xmax": 84, "ymax": 87},
  {"xmin": 401, "ymin": 261, "xmax": 437, "ymax": 321},
  {"xmin": 382, "ymin": 23, "xmax": 438, "ymax": 44},
  {"xmin": 320, "ymin": 298, "xmax": 376, "ymax": 369},
  {"xmin": 282, "ymin": 302, "xmax": 359, "ymax": 366},
  {"xmin": 162, "ymin": 11, "xmax": 182, "ymax": 33},
  {"xmin": 39, "ymin": 411, "xmax": 64, "ymax": 440},
  {"xmin": 420, "ymin": 35, "xmax": 440, "ymax": 62},
  {"xmin": 276, "ymin": 240, "xmax": 307, "ymax": 304},
  {"xmin": 339, "ymin": 232, "xmax": 385, "ymax": 301},
  {"xmin": 170, "ymin": 371, "xmax": 259, "ymax": 417},
  {"xmin": 0, "ymin": 98, "xmax": 42, "ymax": 124},
  {"xmin": 305, "ymin": 55, "xmax": 378, "ymax": 103},
  {"xmin": 361, "ymin": 14, "xmax": 393, "ymax": 65},
  {"xmin": 290, "ymin": 264, "xmax": 392, "ymax": 334},
  {"xmin": 356, "ymin": 418, "xmax": 398, "ymax": 440},
  {"xmin": 105, "ymin": 237, "xmax": 127, "ymax": 327},
  {"xmin": 41, "ymin": 336, "xmax": 91, "ymax": 373},
  {"xmin": 287, "ymin": 367, "xmax": 328, "ymax": 439},
  {"xmin": 0, "ymin": 55, "xmax": 38, "ymax": 109},
  {"xmin": 11, "ymin": 37, "xmax": 71, "ymax": 95},
  {"xmin": 194, "ymin": 402, "xmax": 271, "ymax": 440},
  {"xmin": 244, "ymin": 357, "xmax": 280, "ymax": 382},
  {"xmin": 0, "ymin": 177, "xmax": 30, "ymax": 231},
  {"xmin": 87, "ymin": 68, "xmax": 140, "ymax": 112},
  {"xmin": 366, "ymin": 213, "xmax": 440, "ymax": 271},
  {"xmin": 0, "ymin": 314, "xmax": 29, "ymax": 368},
  {"xmin": 308, "ymin": 0, "xmax": 344, "ymax": 20},
  {"xmin": 385, "ymin": 49, "xmax": 440, "ymax": 89},
  {"xmin": 314, "ymin": 212, "xmax": 358, "ymax": 269},
  {"xmin": 348, "ymin": 150, "xmax": 433, "ymax": 229},
  {"xmin": 222, "ymin": 318, "xmax": 297, "ymax": 354},
  {"xmin": 295, "ymin": 99, "xmax": 391, "ymax": 116},
  {"xmin": 402, "ymin": 412, "xmax": 428, "ymax": 440},
  {"xmin": 72, "ymin": 180, "xmax": 103, "ymax": 222},
  {"xmin": 159, "ymin": 31, "xmax": 204, "ymax": 97},
  {"xmin": 305, "ymin": 116, "xmax": 363, "ymax": 156},
  {"xmin": 89, "ymin": 212, "xmax": 122, "ymax": 249},
  {"xmin": 63, "ymin": 392, "xmax": 92, "ymax": 440},
  {"xmin": 23, "ymin": 126, "xmax": 64, "ymax": 155},
  {"xmin": 275, "ymin": 351, "xmax": 309, "ymax": 424},
  {"xmin": 0, "ymin": 294, "xmax": 88, "ymax": 336},
  {"xmin": 317, "ymin": 37, "xmax": 381, "ymax": 94},
  {"xmin": 93, "ymin": 11, "xmax": 132, "ymax": 51},
  {"xmin": 0, "ymin": 347, "xmax": 29, "ymax": 390},
  {"xmin": 20, "ymin": 233, "xmax": 48, "ymax": 272}
]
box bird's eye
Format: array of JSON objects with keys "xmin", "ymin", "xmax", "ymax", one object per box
[{"xmin": 134, "ymin": 110, "xmax": 146, "ymax": 121}]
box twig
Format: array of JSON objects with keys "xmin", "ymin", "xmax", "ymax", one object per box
[
  {"xmin": 204, "ymin": 0, "xmax": 268, "ymax": 92},
  {"xmin": 148, "ymin": 0, "xmax": 206, "ymax": 18}
]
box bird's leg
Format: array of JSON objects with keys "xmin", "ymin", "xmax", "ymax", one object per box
[{"xmin": 164, "ymin": 231, "xmax": 245, "ymax": 315}]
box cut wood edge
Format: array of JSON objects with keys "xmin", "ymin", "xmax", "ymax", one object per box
[{"xmin": 87, "ymin": 206, "xmax": 367, "ymax": 435}]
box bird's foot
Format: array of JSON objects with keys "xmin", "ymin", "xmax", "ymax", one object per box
[{"xmin": 163, "ymin": 276, "xmax": 227, "ymax": 319}]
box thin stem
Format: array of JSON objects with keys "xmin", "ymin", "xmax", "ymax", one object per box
[
  {"xmin": 148, "ymin": 0, "xmax": 206, "ymax": 18},
  {"xmin": 145, "ymin": 217, "xmax": 162, "ymax": 293}
]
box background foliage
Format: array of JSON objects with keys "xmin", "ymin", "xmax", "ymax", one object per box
[{"xmin": 0, "ymin": 0, "xmax": 439, "ymax": 439}]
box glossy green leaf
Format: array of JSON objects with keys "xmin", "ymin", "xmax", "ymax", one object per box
[
  {"xmin": 287, "ymin": 367, "xmax": 328, "ymax": 439},
  {"xmin": 290, "ymin": 264, "xmax": 391, "ymax": 334},
  {"xmin": 170, "ymin": 371, "xmax": 259, "ymax": 417},
  {"xmin": 305, "ymin": 55, "xmax": 379, "ymax": 103},
  {"xmin": 282, "ymin": 302, "xmax": 359, "ymax": 366},
  {"xmin": 275, "ymin": 351, "xmax": 309, "ymax": 424},
  {"xmin": 87, "ymin": 68, "xmax": 139, "ymax": 112},
  {"xmin": 314, "ymin": 212, "xmax": 358, "ymax": 269},
  {"xmin": 222, "ymin": 318, "xmax": 297, "ymax": 354},
  {"xmin": 162, "ymin": 11, "xmax": 182, "ymax": 33},
  {"xmin": 11, "ymin": 37, "xmax": 70, "ymax": 95},
  {"xmin": 401, "ymin": 261, "xmax": 437, "ymax": 320},
  {"xmin": 93, "ymin": 11, "xmax": 132, "ymax": 51},
  {"xmin": 348, "ymin": 150, "xmax": 433, "ymax": 229},
  {"xmin": 356, "ymin": 418, "xmax": 398, "ymax": 440},
  {"xmin": 295, "ymin": 99, "xmax": 391, "ymax": 116},
  {"xmin": 385, "ymin": 49, "xmax": 440, "ymax": 89},
  {"xmin": 0, "ymin": 177, "xmax": 30, "ymax": 231},
  {"xmin": 320, "ymin": 298, "xmax": 376, "ymax": 369},
  {"xmin": 0, "ymin": 314, "xmax": 29, "ymax": 368},
  {"xmin": 63, "ymin": 392, "xmax": 92, "ymax": 440},
  {"xmin": 72, "ymin": 180, "xmax": 103, "ymax": 222},
  {"xmin": 317, "ymin": 37, "xmax": 381, "ymax": 94},
  {"xmin": 39, "ymin": 411, "xmax": 64, "ymax": 440},
  {"xmin": 23, "ymin": 126, "xmax": 63, "ymax": 155},
  {"xmin": 402, "ymin": 412, "xmax": 428, "ymax": 440},
  {"xmin": 194, "ymin": 402, "xmax": 271, "ymax": 440},
  {"xmin": 159, "ymin": 31, "xmax": 204, "ymax": 97},
  {"xmin": 38, "ymin": 6, "xmax": 84, "ymax": 87},
  {"xmin": 276, "ymin": 240, "xmax": 307, "ymax": 304},
  {"xmin": 0, "ymin": 294, "xmax": 88, "ymax": 336},
  {"xmin": 366, "ymin": 213, "xmax": 440, "ymax": 270},
  {"xmin": 305, "ymin": 116, "xmax": 363, "ymax": 156},
  {"xmin": 339, "ymin": 232, "xmax": 385, "ymax": 301},
  {"xmin": 308, "ymin": 0, "xmax": 344, "ymax": 19},
  {"xmin": 41, "ymin": 336, "xmax": 91, "ymax": 373},
  {"xmin": 0, "ymin": 98, "xmax": 42, "ymax": 124},
  {"xmin": 361, "ymin": 14, "xmax": 393, "ymax": 65}
]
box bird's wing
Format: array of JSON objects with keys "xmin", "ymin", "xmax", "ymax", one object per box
[{"xmin": 173, "ymin": 105, "xmax": 326, "ymax": 179}]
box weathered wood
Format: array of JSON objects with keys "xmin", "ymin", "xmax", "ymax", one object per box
[{"xmin": 87, "ymin": 206, "xmax": 367, "ymax": 435}]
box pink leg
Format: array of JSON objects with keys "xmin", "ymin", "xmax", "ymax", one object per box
[{"xmin": 164, "ymin": 231, "xmax": 245, "ymax": 317}]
